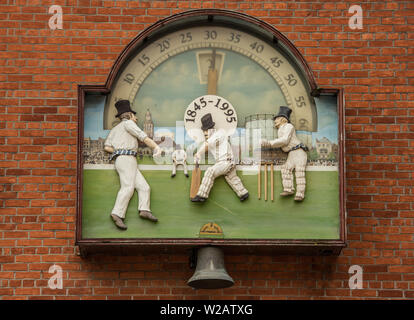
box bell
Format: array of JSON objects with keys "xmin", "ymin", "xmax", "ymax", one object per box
[{"xmin": 187, "ymin": 246, "xmax": 234, "ymax": 289}]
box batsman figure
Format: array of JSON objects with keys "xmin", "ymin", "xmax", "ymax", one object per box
[
  {"xmin": 191, "ymin": 113, "xmax": 249, "ymax": 202},
  {"xmin": 104, "ymin": 100, "xmax": 161, "ymax": 230},
  {"xmin": 261, "ymin": 106, "xmax": 308, "ymax": 202}
]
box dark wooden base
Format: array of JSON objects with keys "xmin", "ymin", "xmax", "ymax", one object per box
[{"xmin": 77, "ymin": 240, "xmax": 346, "ymax": 258}]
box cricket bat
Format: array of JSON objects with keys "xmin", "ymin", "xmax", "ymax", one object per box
[{"xmin": 190, "ymin": 162, "xmax": 201, "ymax": 199}]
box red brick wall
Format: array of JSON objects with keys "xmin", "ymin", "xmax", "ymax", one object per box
[{"xmin": 1, "ymin": 0, "xmax": 413, "ymax": 300}]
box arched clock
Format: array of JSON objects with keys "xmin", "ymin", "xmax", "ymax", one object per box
[
  {"xmin": 103, "ymin": 10, "xmax": 318, "ymax": 135},
  {"xmin": 77, "ymin": 9, "xmax": 345, "ymax": 257}
]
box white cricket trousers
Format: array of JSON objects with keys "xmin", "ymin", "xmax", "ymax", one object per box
[
  {"xmin": 281, "ymin": 149, "xmax": 307, "ymax": 198},
  {"xmin": 197, "ymin": 161, "xmax": 248, "ymax": 199},
  {"xmin": 111, "ymin": 155, "xmax": 151, "ymax": 219},
  {"xmin": 172, "ymin": 161, "xmax": 188, "ymax": 175}
]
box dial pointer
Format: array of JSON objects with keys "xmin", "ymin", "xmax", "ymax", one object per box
[{"xmin": 207, "ymin": 49, "xmax": 218, "ymax": 95}]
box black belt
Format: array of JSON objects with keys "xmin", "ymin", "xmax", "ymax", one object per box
[
  {"xmin": 290, "ymin": 143, "xmax": 308, "ymax": 152},
  {"xmin": 109, "ymin": 149, "xmax": 137, "ymax": 161}
]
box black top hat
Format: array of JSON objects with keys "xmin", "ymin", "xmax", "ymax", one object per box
[
  {"xmin": 200, "ymin": 113, "xmax": 215, "ymax": 131},
  {"xmin": 273, "ymin": 106, "xmax": 292, "ymax": 122},
  {"xmin": 115, "ymin": 100, "xmax": 136, "ymax": 118}
]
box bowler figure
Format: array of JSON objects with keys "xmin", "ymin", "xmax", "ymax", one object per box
[{"xmin": 104, "ymin": 100, "xmax": 161, "ymax": 230}]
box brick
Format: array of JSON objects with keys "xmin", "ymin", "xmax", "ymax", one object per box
[
  {"xmin": 32, "ymin": 138, "xmax": 57, "ymax": 145},
  {"xmin": 388, "ymin": 266, "xmax": 414, "ymax": 273},
  {"xmin": 378, "ymin": 290, "xmax": 403, "ymax": 298},
  {"xmin": 68, "ymin": 288, "xmax": 93, "ymax": 295},
  {"xmin": 3, "ymin": 264, "xmax": 28, "ymax": 271},
  {"xmin": 94, "ymin": 288, "xmax": 119, "ymax": 295},
  {"xmin": 3, "ymin": 232, "xmax": 28, "ymax": 239},
  {"xmin": 15, "ymin": 288, "xmax": 41, "ymax": 295}
]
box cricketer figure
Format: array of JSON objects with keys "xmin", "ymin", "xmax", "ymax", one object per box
[
  {"xmin": 261, "ymin": 106, "xmax": 308, "ymax": 201},
  {"xmin": 171, "ymin": 144, "xmax": 188, "ymax": 178},
  {"xmin": 104, "ymin": 100, "xmax": 161, "ymax": 230},
  {"xmin": 191, "ymin": 113, "xmax": 249, "ymax": 202}
]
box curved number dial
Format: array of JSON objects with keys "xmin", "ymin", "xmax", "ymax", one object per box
[{"xmin": 105, "ymin": 25, "xmax": 317, "ymax": 132}]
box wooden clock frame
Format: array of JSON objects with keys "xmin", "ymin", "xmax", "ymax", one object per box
[{"xmin": 75, "ymin": 9, "xmax": 346, "ymax": 257}]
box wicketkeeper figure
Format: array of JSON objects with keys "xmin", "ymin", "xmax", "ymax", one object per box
[
  {"xmin": 261, "ymin": 106, "xmax": 308, "ymax": 201},
  {"xmin": 171, "ymin": 144, "xmax": 188, "ymax": 178},
  {"xmin": 191, "ymin": 113, "xmax": 249, "ymax": 202},
  {"xmin": 104, "ymin": 100, "xmax": 162, "ymax": 230}
]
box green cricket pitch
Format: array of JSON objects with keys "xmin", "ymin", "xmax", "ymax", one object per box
[{"xmin": 81, "ymin": 169, "xmax": 340, "ymax": 240}]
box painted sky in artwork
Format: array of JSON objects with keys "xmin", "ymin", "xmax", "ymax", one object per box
[
  {"xmin": 84, "ymin": 95, "xmax": 338, "ymax": 147},
  {"xmin": 84, "ymin": 50, "xmax": 338, "ymax": 146},
  {"xmin": 84, "ymin": 95, "xmax": 109, "ymax": 140},
  {"xmin": 133, "ymin": 49, "xmax": 286, "ymax": 128},
  {"xmin": 312, "ymin": 95, "xmax": 338, "ymax": 144}
]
